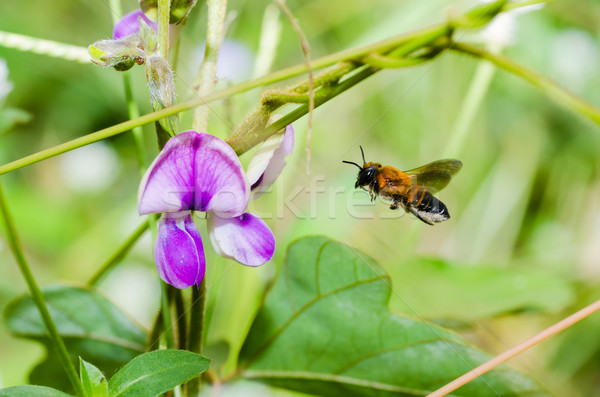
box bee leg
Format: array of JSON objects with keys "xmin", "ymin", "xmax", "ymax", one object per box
[{"xmin": 389, "ymin": 202, "xmax": 399, "ymax": 210}]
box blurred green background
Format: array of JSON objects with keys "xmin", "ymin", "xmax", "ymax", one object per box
[{"xmin": 0, "ymin": 0, "xmax": 599, "ymax": 395}]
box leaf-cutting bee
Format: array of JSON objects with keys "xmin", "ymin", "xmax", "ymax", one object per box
[{"xmin": 343, "ymin": 147, "xmax": 462, "ymax": 225}]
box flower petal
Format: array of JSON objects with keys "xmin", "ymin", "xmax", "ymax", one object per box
[
  {"xmin": 246, "ymin": 123, "xmax": 294, "ymax": 199},
  {"xmin": 138, "ymin": 131, "xmax": 198, "ymax": 214},
  {"xmin": 138, "ymin": 131, "xmax": 249, "ymax": 216},
  {"xmin": 207, "ymin": 213, "xmax": 275, "ymax": 267},
  {"xmin": 192, "ymin": 133, "xmax": 249, "ymax": 217},
  {"xmin": 113, "ymin": 10, "xmax": 157, "ymax": 40},
  {"xmin": 154, "ymin": 212, "xmax": 205, "ymax": 289}
]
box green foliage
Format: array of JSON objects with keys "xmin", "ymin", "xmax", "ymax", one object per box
[
  {"xmin": 107, "ymin": 350, "xmax": 210, "ymax": 397},
  {"xmin": 4, "ymin": 285, "xmax": 146, "ymax": 391},
  {"xmin": 0, "ymin": 385, "xmax": 72, "ymax": 397},
  {"xmin": 80, "ymin": 358, "xmax": 108, "ymax": 397},
  {"xmin": 388, "ymin": 258, "xmax": 575, "ymax": 320},
  {"xmin": 239, "ymin": 236, "xmax": 548, "ymax": 396}
]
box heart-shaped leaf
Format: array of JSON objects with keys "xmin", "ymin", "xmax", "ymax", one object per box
[
  {"xmin": 239, "ymin": 236, "xmax": 549, "ymax": 396},
  {"xmin": 108, "ymin": 350, "xmax": 210, "ymax": 397},
  {"xmin": 4, "ymin": 285, "xmax": 147, "ymax": 391}
]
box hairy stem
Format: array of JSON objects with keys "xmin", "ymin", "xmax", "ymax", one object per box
[
  {"xmin": 192, "ymin": 0, "xmax": 228, "ymax": 132},
  {"xmin": 0, "ymin": 182, "xmax": 84, "ymax": 396},
  {"xmin": 158, "ymin": 0, "xmax": 171, "ymax": 58}
]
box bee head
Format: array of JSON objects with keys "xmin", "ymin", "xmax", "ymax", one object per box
[
  {"xmin": 342, "ymin": 146, "xmax": 380, "ymax": 188},
  {"xmin": 355, "ymin": 162, "xmax": 379, "ymax": 188}
]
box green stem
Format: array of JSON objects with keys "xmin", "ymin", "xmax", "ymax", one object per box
[
  {"xmin": 0, "ymin": 182, "xmax": 84, "ymax": 396},
  {"xmin": 227, "ymin": 65, "xmax": 379, "ymax": 154},
  {"xmin": 444, "ymin": 50, "xmax": 498, "ymax": 157},
  {"xmin": 158, "ymin": 0, "xmax": 171, "ymax": 58},
  {"xmin": 187, "ymin": 280, "xmax": 207, "ymax": 395},
  {"xmin": 192, "ymin": 0, "xmax": 228, "ymax": 132},
  {"xmin": 0, "ymin": 1, "xmax": 566, "ymax": 175},
  {"xmin": 147, "ymin": 309, "xmax": 163, "ymax": 351},
  {"xmin": 159, "ymin": 281, "xmax": 175, "ymax": 348},
  {"xmin": 87, "ymin": 220, "xmax": 149, "ymax": 286},
  {"xmin": 0, "ymin": 25, "xmax": 445, "ymax": 176},
  {"xmin": 173, "ymin": 288, "xmax": 187, "ymax": 349},
  {"xmin": 0, "ymin": 31, "xmax": 89, "ymax": 63},
  {"xmin": 123, "ymin": 72, "xmax": 147, "ymax": 172},
  {"xmin": 450, "ymin": 42, "xmax": 600, "ymax": 126}
]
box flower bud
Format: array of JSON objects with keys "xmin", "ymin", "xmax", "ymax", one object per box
[
  {"xmin": 146, "ymin": 55, "xmax": 178, "ymax": 135},
  {"xmin": 88, "ymin": 37, "xmax": 144, "ymax": 71}
]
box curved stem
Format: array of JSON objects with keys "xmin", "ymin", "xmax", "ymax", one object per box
[
  {"xmin": 0, "ymin": 182, "xmax": 84, "ymax": 396},
  {"xmin": 428, "ymin": 299, "xmax": 600, "ymax": 397},
  {"xmin": 0, "ymin": 1, "xmax": 562, "ymax": 175},
  {"xmin": 88, "ymin": 220, "xmax": 149, "ymax": 286},
  {"xmin": 449, "ymin": 41, "xmax": 600, "ymax": 126}
]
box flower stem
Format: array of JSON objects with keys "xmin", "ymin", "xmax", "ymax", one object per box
[
  {"xmin": 186, "ymin": 280, "xmax": 207, "ymax": 395},
  {"xmin": 173, "ymin": 288, "xmax": 187, "ymax": 349},
  {"xmin": 227, "ymin": 65, "xmax": 379, "ymax": 154},
  {"xmin": 0, "ymin": 1, "xmax": 585, "ymax": 175},
  {"xmin": 0, "ymin": 31, "xmax": 89, "ymax": 63},
  {"xmin": 157, "ymin": 0, "xmax": 171, "ymax": 59},
  {"xmin": 449, "ymin": 41, "xmax": 600, "ymax": 126},
  {"xmin": 87, "ymin": 220, "xmax": 149, "ymax": 286},
  {"xmin": 159, "ymin": 281, "xmax": 175, "ymax": 348},
  {"xmin": 0, "ymin": 182, "xmax": 84, "ymax": 397},
  {"xmin": 192, "ymin": 0, "xmax": 228, "ymax": 132}
]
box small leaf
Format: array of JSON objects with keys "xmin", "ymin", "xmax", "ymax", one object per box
[
  {"xmin": 239, "ymin": 236, "xmax": 550, "ymax": 397},
  {"xmin": 4, "ymin": 285, "xmax": 147, "ymax": 391},
  {"xmin": 0, "ymin": 385, "xmax": 72, "ymax": 396},
  {"xmin": 80, "ymin": 358, "xmax": 108, "ymax": 397},
  {"xmin": 108, "ymin": 350, "xmax": 210, "ymax": 397}
]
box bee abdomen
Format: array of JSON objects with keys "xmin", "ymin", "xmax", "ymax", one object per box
[{"xmin": 409, "ymin": 189, "xmax": 450, "ymax": 224}]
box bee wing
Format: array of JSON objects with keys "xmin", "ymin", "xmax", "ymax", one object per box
[{"xmin": 403, "ymin": 159, "xmax": 462, "ymax": 193}]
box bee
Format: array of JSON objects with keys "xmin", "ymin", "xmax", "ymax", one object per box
[{"xmin": 343, "ymin": 147, "xmax": 462, "ymax": 225}]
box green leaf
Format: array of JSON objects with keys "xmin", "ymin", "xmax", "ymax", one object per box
[
  {"xmin": 80, "ymin": 358, "xmax": 108, "ymax": 397},
  {"xmin": 107, "ymin": 350, "xmax": 210, "ymax": 397},
  {"xmin": 239, "ymin": 236, "xmax": 549, "ymax": 397},
  {"xmin": 4, "ymin": 285, "xmax": 147, "ymax": 391},
  {"xmin": 388, "ymin": 258, "xmax": 575, "ymax": 320},
  {"xmin": 0, "ymin": 385, "xmax": 72, "ymax": 397}
]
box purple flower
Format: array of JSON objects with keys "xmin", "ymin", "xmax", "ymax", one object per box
[
  {"xmin": 138, "ymin": 130, "xmax": 292, "ymax": 289},
  {"xmin": 246, "ymin": 123, "xmax": 294, "ymax": 199},
  {"xmin": 113, "ymin": 10, "xmax": 157, "ymax": 40},
  {"xmin": 206, "ymin": 122, "xmax": 294, "ymax": 265}
]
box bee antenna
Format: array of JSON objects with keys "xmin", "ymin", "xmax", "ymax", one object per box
[
  {"xmin": 342, "ymin": 160, "xmax": 362, "ymax": 170},
  {"xmin": 359, "ymin": 145, "xmax": 366, "ymax": 164}
]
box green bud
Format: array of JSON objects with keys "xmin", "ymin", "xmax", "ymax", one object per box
[
  {"xmin": 139, "ymin": 18, "xmax": 158, "ymax": 55},
  {"xmin": 88, "ymin": 37, "xmax": 145, "ymax": 71},
  {"xmin": 146, "ymin": 55, "xmax": 178, "ymax": 135}
]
